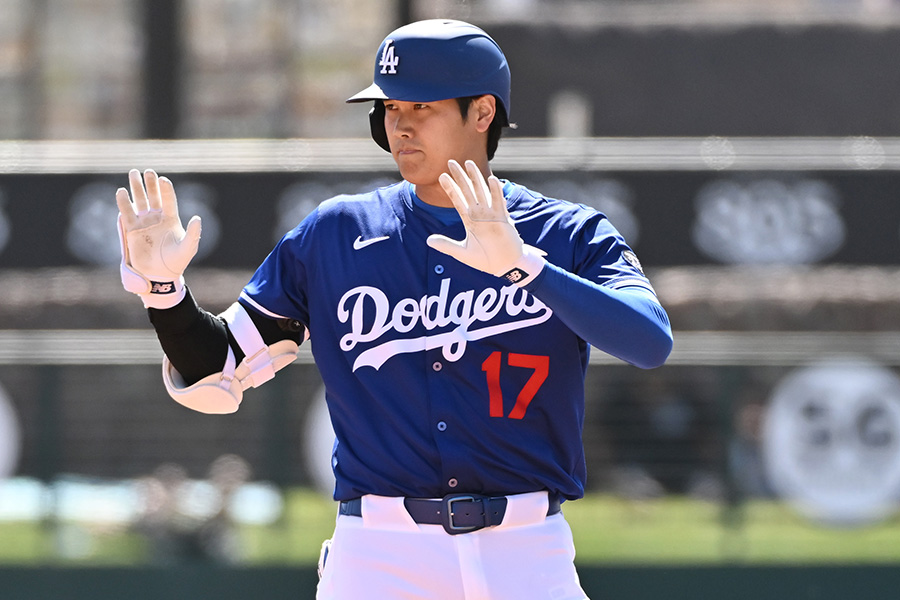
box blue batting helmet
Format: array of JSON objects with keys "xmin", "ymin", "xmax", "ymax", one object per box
[{"xmin": 347, "ymin": 19, "xmax": 511, "ymax": 152}]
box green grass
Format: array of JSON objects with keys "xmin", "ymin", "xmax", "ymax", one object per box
[
  {"xmin": 3, "ymin": 490, "xmax": 900, "ymax": 566},
  {"xmin": 0, "ymin": 521, "xmax": 147, "ymax": 565},
  {"xmin": 240, "ymin": 488, "xmax": 338, "ymax": 564},
  {"xmin": 564, "ymin": 495, "xmax": 900, "ymax": 564}
]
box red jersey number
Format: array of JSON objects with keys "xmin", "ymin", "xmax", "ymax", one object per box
[{"xmin": 481, "ymin": 352, "xmax": 549, "ymax": 420}]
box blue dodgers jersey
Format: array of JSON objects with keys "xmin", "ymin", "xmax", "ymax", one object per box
[{"xmin": 241, "ymin": 180, "xmax": 653, "ymax": 501}]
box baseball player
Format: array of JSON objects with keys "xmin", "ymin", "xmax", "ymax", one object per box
[{"xmin": 116, "ymin": 19, "xmax": 672, "ymax": 600}]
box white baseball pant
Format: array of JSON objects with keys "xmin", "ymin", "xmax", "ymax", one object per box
[{"xmin": 316, "ymin": 491, "xmax": 589, "ymax": 600}]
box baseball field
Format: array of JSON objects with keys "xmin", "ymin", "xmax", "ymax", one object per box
[{"xmin": 1, "ymin": 489, "xmax": 898, "ymax": 566}]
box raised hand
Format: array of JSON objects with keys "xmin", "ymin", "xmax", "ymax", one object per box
[
  {"xmin": 426, "ymin": 159, "xmax": 544, "ymax": 285},
  {"xmin": 116, "ymin": 169, "xmax": 202, "ymax": 308}
]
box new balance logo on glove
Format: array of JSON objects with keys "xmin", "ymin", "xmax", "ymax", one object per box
[{"xmin": 150, "ymin": 281, "xmax": 176, "ymax": 294}]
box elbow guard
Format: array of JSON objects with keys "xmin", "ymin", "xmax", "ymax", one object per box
[{"xmin": 162, "ymin": 302, "xmax": 300, "ymax": 414}]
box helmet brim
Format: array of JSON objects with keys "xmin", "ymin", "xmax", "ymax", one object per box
[{"xmin": 346, "ymin": 83, "xmax": 388, "ymax": 103}]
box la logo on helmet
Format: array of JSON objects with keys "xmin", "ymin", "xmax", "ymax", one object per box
[{"xmin": 380, "ymin": 39, "xmax": 399, "ymax": 75}]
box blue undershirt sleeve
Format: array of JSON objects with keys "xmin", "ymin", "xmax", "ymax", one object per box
[{"xmin": 524, "ymin": 262, "xmax": 673, "ymax": 369}]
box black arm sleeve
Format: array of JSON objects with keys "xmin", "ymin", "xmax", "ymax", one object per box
[{"xmin": 147, "ymin": 287, "xmax": 305, "ymax": 387}]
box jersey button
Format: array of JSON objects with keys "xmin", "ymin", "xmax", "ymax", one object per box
[
  {"xmin": 437, "ymin": 421, "xmax": 447, "ymax": 432},
  {"xmin": 434, "ymin": 265, "xmax": 444, "ymax": 274},
  {"xmin": 448, "ymin": 478, "xmax": 458, "ymax": 488},
  {"xmin": 432, "ymin": 361, "xmax": 442, "ymax": 372}
]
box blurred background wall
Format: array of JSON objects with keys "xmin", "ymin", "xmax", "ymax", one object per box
[{"xmin": 2, "ymin": 1, "xmax": 900, "ymax": 599}]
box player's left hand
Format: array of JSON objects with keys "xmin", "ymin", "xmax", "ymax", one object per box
[{"xmin": 427, "ymin": 160, "xmax": 544, "ymax": 284}]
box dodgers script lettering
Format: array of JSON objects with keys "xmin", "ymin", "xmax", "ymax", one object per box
[{"xmin": 338, "ymin": 278, "xmax": 553, "ymax": 371}]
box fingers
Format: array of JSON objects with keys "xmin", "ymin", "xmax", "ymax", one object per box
[
  {"xmin": 158, "ymin": 176, "xmax": 178, "ymax": 217},
  {"xmin": 447, "ymin": 160, "xmax": 480, "ymax": 205},
  {"xmin": 444, "ymin": 159, "xmax": 488, "ymax": 208},
  {"xmin": 144, "ymin": 169, "xmax": 163, "ymax": 212},
  {"xmin": 442, "ymin": 159, "xmax": 505, "ymax": 222},
  {"xmin": 487, "ymin": 174, "xmax": 508, "ymax": 219},
  {"xmin": 119, "ymin": 169, "xmax": 171, "ymax": 229},
  {"xmin": 115, "ymin": 187, "xmax": 137, "ymax": 227},
  {"xmin": 439, "ymin": 170, "xmax": 469, "ymax": 217},
  {"xmin": 184, "ymin": 215, "xmax": 203, "ymax": 246},
  {"xmin": 128, "ymin": 169, "xmax": 149, "ymax": 213},
  {"xmin": 126, "ymin": 168, "xmax": 168, "ymax": 213},
  {"xmin": 463, "ymin": 160, "xmax": 490, "ymax": 208}
]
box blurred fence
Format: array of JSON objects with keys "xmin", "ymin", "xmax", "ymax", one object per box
[
  {"xmin": 1, "ymin": 137, "xmax": 900, "ymax": 598},
  {"xmin": 8, "ymin": 4, "xmax": 900, "ymax": 140}
]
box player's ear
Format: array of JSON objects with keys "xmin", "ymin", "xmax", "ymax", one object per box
[{"xmin": 473, "ymin": 95, "xmax": 496, "ymax": 134}]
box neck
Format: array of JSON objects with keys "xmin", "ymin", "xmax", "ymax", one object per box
[{"xmin": 413, "ymin": 181, "xmax": 454, "ymax": 208}]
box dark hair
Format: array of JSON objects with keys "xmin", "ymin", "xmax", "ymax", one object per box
[{"xmin": 456, "ymin": 95, "xmax": 506, "ymax": 160}]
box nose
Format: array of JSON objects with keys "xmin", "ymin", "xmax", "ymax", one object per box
[{"xmin": 388, "ymin": 109, "xmax": 412, "ymax": 139}]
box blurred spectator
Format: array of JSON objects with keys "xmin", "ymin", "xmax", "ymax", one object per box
[
  {"xmin": 133, "ymin": 455, "xmax": 251, "ymax": 565},
  {"xmin": 134, "ymin": 462, "xmax": 201, "ymax": 565},
  {"xmin": 199, "ymin": 453, "xmax": 252, "ymax": 564},
  {"xmin": 727, "ymin": 393, "xmax": 775, "ymax": 500}
]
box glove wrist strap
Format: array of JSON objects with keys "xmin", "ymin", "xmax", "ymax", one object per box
[
  {"xmin": 498, "ymin": 246, "xmax": 546, "ymax": 287},
  {"xmin": 139, "ymin": 276, "xmax": 186, "ymax": 309},
  {"xmin": 140, "ymin": 276, "xmax": 185, "ymax": 309}
]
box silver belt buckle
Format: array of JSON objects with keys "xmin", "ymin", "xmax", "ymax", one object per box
[{"xmin": 442, "ymin": 495, "xmax": 482, "ymax": 535}]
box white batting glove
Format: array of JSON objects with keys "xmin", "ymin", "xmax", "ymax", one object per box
[
  {"xmin": 116, "ymin": 169, "xmax": 202, "ymax": 309},
  {"xmin": 426, "ymin": 159, "xmax": 545, "ymax": 286}
]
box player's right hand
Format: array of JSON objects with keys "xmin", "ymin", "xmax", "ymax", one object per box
[
  {"xmin": 427, "ymin": 160, "xmax": 546, "ymax": 286},
  {"xmin": 116, "ymin": 169, "xmax": 202, "ymax": 309}
]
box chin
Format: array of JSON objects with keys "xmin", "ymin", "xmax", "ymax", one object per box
[{"xmin": 396, "ymin": 163, "xmax": 439, "ymax": 187}]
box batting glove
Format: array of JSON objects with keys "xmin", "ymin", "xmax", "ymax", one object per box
[
  {"xmin": 426, "ymin": 159, "xmax": 545, "ymax": 286},
  {"xmin": 116, "ymin": 169, "xmax": 202, "ymax": 309}
]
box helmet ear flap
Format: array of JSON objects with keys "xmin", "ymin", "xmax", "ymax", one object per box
[{"xmin": 369, "ymin": 101, "xmax": 390, "ymax": 153}]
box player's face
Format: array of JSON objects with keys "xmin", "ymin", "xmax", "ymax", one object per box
[{"xmin": 383, "ymin": 98, "xmax": 491, "ymax": 204}]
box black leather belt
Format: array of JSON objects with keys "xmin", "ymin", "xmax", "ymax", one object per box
[{"xmin": 339, "ymin": 493, "xmax": 561, "ymax": 535}]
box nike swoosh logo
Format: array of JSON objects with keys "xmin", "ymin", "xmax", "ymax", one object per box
[{"xmin": 353, "ymin": 235, "xmax": 390, "ymax": 250}]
